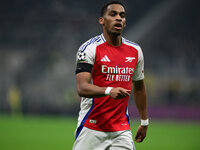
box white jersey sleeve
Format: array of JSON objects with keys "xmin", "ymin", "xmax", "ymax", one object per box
[
  {"xmin": 76, "ymin": 46, "xmax": 95, "ymax": 65},
  {"xmin": 76, "ymin": 36, "xmax": 104, "ymax": 65},
  {"xmin": 132, "ymin": 46, "xmax": 144, "ymax": 81}
]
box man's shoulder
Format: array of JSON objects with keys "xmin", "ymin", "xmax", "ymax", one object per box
[
  {"xmin": 122, "ymin": 37, "xmax": 142, "ymax": 51},
  {"xmin": 79, "ymin": 34, "xmax": 105, "ymax": 52}
]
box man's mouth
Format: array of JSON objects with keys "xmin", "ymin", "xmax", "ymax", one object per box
[{"xmin": 114, "ymin": 23, "xmax": 122, "ymax": 30}]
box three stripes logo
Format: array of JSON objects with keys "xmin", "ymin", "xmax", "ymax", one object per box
[{"xmin": 101, "ymin": 55, "xmax": 111, "ymax": 62}]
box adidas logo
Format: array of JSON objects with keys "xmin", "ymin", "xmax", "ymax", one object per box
[{"xmin": 101, "ymin": 55, "xmax": 111, "ymax": 62}]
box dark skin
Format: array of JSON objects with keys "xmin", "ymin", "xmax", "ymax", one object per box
[
  {"xmin": 99, "ymin": 4, "xmax": 126, "ymax": 46},
  {"xmin": 76, "ymin": 4, "xmax": 148, "ymax": 143},
  {"xmin": 133, "ymin": 80, "xmax": 148, "ymax": 142}
]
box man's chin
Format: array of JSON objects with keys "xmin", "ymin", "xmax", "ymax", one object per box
[{"xmin": 110, "ymin": 31, "xmax": 122, "ymax": 36}]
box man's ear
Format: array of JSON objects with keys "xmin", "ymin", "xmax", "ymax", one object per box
[{"xmin": 99, "ymin": 17, "xmax": 104, "ymax": 25}]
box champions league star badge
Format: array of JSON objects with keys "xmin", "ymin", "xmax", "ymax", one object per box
[{"xmin": 77, "ymin": 51, "xmax": 87, "ymax": 63}]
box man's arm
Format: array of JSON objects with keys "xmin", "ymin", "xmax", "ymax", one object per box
[
  {"xmin": 133, "ymin": 79, "xmax": 148, "ymax": 143},
  {"xmin": 76, "ymin": 72, "xmax": 131, "ymax": 99}
]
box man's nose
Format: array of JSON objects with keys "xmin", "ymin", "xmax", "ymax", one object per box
[{"xmin": 115, "ymin": 15, "xmax": 122, "ymax": 21}]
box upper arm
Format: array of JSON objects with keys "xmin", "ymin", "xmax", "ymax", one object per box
[
  {"xmin": 76, "ymin": 72, "xmax": 92, "ymax": 94},
  {"xmin": 132, "ymin": 46, "xmax": 144, "ymax": 81},
  {"xmin": 75, "ymin": 62, "xmax": 93, "ymax": 91},
  {"xmin": 75, "ymin": 40, "xmax": 96, "ymax": 95},
  {"xmin": 133, "ymin": 80, "xmax": 145, "ymax": 92},
  {"xmin": 76, "ymin": 72, "xmax": 92, "ymax": 86}
]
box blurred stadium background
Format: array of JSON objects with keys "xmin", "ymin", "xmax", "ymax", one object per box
[{"xmin": 0, "ymin": 0, "xmax": 199, "ymax": 150}]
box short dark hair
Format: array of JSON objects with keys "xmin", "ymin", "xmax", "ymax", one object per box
[{"xmin": 100, "ymin": 1, "xmax": 125, "ymax": 17}]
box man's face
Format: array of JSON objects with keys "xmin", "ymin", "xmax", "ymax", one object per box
[{"xmin": 100, "ymin": 4, "xmax": 126, "ymax": 35}]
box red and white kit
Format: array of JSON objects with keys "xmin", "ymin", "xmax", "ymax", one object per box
[{"xmin": 75, "ymin": 34, "xmax": 144, "ymax": 139}]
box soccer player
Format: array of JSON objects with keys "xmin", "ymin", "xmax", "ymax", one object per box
[{"xmin": 73, "ymin": 1, "xmax": 148, "ymax": 150}]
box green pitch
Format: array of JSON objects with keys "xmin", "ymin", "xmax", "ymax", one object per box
[{"xmin": 0, "ymin": 115, "xmax": 200, "ymax": 150}]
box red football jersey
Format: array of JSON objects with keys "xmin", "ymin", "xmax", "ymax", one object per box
[{"xmin": 75, "ymin": 34, "xmax": 144, "ymax": 138}]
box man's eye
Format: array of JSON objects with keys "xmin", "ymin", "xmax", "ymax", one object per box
[
  {"xmin": 110, "ymin": 12, "xmax": 116, "ymax": 16},
  {"xmin": 120, "ymin": 13, "xmax": 125, "ymax": 18}
]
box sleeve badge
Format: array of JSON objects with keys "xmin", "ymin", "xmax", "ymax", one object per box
[{"xmin": 77, "ymin": 51, "xmax": 87, "ymax": 63}]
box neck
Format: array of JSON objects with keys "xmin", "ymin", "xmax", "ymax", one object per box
[{"xmin": 103, "ymin": 31, "xmax": 122, "ymax": 46}]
